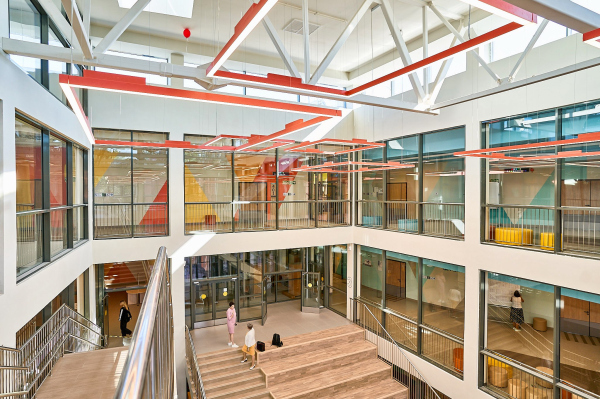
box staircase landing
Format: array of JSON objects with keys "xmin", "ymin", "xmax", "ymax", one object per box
[{"xmin": 35, "ymin": 347, "xmax": 128, "ymax": 399}]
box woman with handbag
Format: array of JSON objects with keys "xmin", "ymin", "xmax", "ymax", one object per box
[
  {"xmin": 241, "ymin": 323, "xmax": 257, "ymax": 370},
  {"xmin": 227, "ymin": 302, "xmax": 238, "ymax": 348}
]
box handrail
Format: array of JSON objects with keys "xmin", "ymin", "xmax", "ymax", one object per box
[
  {"xmin": 114, "ymin": 246, "xmax": 174, "ymax": 399},
  {"xmin": 185, "ymin": 326, "xmax": 206, "ymax": 399},
  {"xmin": 352, "ymin": 298, "xmax": 442, "ymax": 399},
  {"xmin": 419, "ymin": 324, "xmax": 464, "ymax": 345},
  {"xmin": 557, "ymin": 382, "xmax": 600, "ymax": 399},
  {"xmin": 484, "ymin": 203, "xmax": 555, "ymax": 210}
]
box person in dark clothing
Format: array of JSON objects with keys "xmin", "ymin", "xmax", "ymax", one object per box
[{"xmin": 119, "ymin": 301, "xmax": 133, "ymax": 337}]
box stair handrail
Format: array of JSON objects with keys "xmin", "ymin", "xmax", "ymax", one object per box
[
  {"xmin": 185, "ymin": 325, "xmax": 207, "ymax": 399},
  {"xmin": 0, "ymin": 303, "xmax": 102, "ymax": 398},
  {"xmin": 352, "ymin": 298, "xmax": 442, "ymax": 399},
  {"xmin": 113, "ymin": 246, "xmax": 174, "ymax": 399}
]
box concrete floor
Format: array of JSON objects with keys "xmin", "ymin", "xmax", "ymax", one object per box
[{"xmin": 190, "ymin": 300, "xmax": 351, "ymax": 354}]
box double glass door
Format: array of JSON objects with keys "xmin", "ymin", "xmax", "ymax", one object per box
[
  {"xmin": 302, "ymin": 272, "xmax": 322, "ymax": 313},
  {"xmin": 192, "ymin": 278, "xmax": 238, "ymax": 328}
]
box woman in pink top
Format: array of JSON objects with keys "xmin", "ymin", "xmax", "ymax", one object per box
[{"xmin": 227, "ymin": 302, "xmax": 238, "ymax": 348}]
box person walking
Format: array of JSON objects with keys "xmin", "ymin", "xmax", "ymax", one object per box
[
  {"xmin": 119, "ymin": 301, "xmax": 133, "ymax": 337},
  {"xmin": 241, "ymin": 323, "xmax": 257, "ymax": 370},
  {"xmin": 227, "ymin": 302, "xmax": 238, "ymax": 348},
  {"xmin": 510, "ymin": 290, "xmax": 525, "ymax": 331}
]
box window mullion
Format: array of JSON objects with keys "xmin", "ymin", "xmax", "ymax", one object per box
[{"xmin": 66, "ymin": 143, "xmax": 74, "ymax": 248}]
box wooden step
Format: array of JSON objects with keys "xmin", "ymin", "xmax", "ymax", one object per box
[
  {"xmin": 202, "ymin": 367, "xmax": 263, "ymax": 386},
  {"xmin": 199, "ymin": 347, "xmax": 243, "ymax": 361},
  {"xmin": 325, "ymin": 378, "xmax": 408, "ymax": 399},
  {"xmin": 207, "ymin": 379, "xmax": 266, "ymax": 399},
  {"xmin": 224, "ymin": 388, "xmax": 273, "ymax": 399},
  {"xmin": 201, "ymin": 360, "xmax": 256, "ymax": 377},
  {"xmin": 205, "ymin": 372, "xmax": 265, "ymax": 396},
  {"xmin": 199, "ymin": 350, "xmax": 243, "ymax": 369},
  {"xmin": 259, "ymin": 326, "xmax": 364, "ymax": 363},
  {"xmin": 262, "ymin": 340, "xmax": 377, "ymax": 387},
  {"xmin": 269, "ymin": 358, "xmax": 390, "ymax": 399}
]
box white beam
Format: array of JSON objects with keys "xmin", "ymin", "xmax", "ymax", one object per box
[
  {"xmin": 429, "ymin": 3, "xmax": 501, "ymax": 84},
  {"xmin": 379, "ymin": 0, "xmax": 425, "ymax": 102},
  {"xmin": 303, "ymin": 0, "xmax": 310, "ymax": 83},
  {"xmin": 36, "ymin": 0, "xmax": 80, "ymax": 51},
  {"xmin": 503, "ymin": 0, "xmax": 600, "ymax": 33},
  {"xmin": 507, "ymin": 19, "xmax": 549, "ymax": 81},
  {"xmin": 423, "ymin": 6, "xmax": 429, "ymax": 98},
  {"xmin": 428, "ymin": 22, "xmax": 465, "ymax": 104},
  {"xmin": 61, "ymin": 0, "xmax": 93, "ymax": 59},
  {"xmin": 2, "ymin": 38, "xmax": 439, "ymax": 115},
  {"xmin": 81, "ymin": 0, "xmax": 91, "ymax": 35},
  {"xmin": 308, "ymin": 0, "xmax": 373, "ymax": 85},
  {"xmin": 94, "ymin": 0, "xmax": 152, "ymax": 55},
  {"xmin": 431, "ymin": 54, "xmax": 600, "ymax": 110}
]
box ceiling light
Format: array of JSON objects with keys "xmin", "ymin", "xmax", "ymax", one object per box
[
  {"xmin": 583, "ymin": 27, "xmax": 600, "ymax": 49},
  {"xmin": 206, "ymin": 0, "xmax": 279, "ymax": 77},
  {"xmin": 389, "ymin": 141, "xmax": 404, "ymax": 150},
  {"xmin": 458, "ymin": 0, "xmax": 537, "ymax": 25},
  {"xmin": 117, "ymin": 0, "xmax": 194, "ymax": 19}
]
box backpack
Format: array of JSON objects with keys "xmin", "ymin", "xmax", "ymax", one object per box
[
  {"xmin": 126, "ymin": 310, "xmax": 132, "ymax": 323},
  {"xmin": 271, "ymin": 333, "xmax": 283, "ymax": 347}
]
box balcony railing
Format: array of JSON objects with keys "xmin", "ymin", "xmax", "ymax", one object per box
[
  {"xmin": 358, "ymin": 200, "xmax": 465, "ymax": 239},
  {"xmin": 562, "ymin": 207, "xmax": 600, "ymax": 256},
  {"xmin": 485, "ymin": 205, "xmax": 555, "ymax": 250},
  {"xmin": 184, "ymin": 200, "xmax": 350, "ymax": 234},
  {"xmin": 420, "ymin": 325, "xmax": 464, "ymax": 376},
  {"xmin": 94, "ymin": 203, "xmax": 168, "ymax": 239}
]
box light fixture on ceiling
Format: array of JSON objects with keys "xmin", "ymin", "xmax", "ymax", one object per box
[
  {"xmin": 292, "ymin": 161, "xmax": 414, "ymax": 173},
  {"xmin": 206, "ymin": 0, "xmax": 279, "ymax": 77},
  {"xmin": 583, "ymin": 27, "xmax": 600, "ymax": 49},
  {"xmin": 285, "ymin": 139, "xmax": 385, "ymax": 155},
  {"xmin": 457, "ymin": 0, "xmax": 537, "ymax": 25}
]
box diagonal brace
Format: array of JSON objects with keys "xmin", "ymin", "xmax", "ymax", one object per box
[
  {"xmin": 428, "ymin": 21, "xmax": 465, "ymax": 103},
  {"xmin": 94, "ymin": 0, "xmax": 153, "ymax": 55},
  {"xmin": 61, "ymin": 0, "xmax": 93, "ymax": 59},
  {"xmin": 507, "ymin": 18, "xmax": 549, "ymax": 81},
  {"xmin": 308, "ymin": 0, "xmax": 373, "ymax": 85}
]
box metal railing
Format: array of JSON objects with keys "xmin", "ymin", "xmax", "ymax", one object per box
[
  {"xmin": 0, "ymin": 304, "xmax": 102, "ymax": 398},
  {"xmin": 485, "ymin": 205, "xmax": 555, "ymax": 250},
  {"xmin": 352, "ymin": 298, "xmax": 442, "ymax": 399},
  {"xmin": 387, "ymin": 201, "xmax": 419, "ymax": 233},
  {"xmin": 114, "ymin": 246, "xmax": 174, "ymax": 399},
  {"xmin": 184, "ymin": 200, "xmax": 350, "ymax": 234},
  {"xmin": 420, "ymin": 325, "xmax": 464, "ymax": 375},
  {"xmin": 185, "ymin": 325, "xmax": 206, "ymax": 399},
  {"xmin": 422, "ymin": 203, "xmax": 464, "ymax": 239},
  {"xmin": 94, "ymin": 203, "xmax": 168, "ymax": 239},
  {"xmin": 562, "ymin": 207, "xmax": 600, "ymax": 255},
  {"xmin": 15, "ymin": 321, "xmax": 36, "ymax": 349},
  {"xmin": 357, "ymin": 200, "xmax": 384, "ymax": 228}
]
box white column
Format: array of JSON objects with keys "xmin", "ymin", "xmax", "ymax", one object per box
[
  {"xmin": 88, "ymin": 264, "xmax": 97, "ymax": 324},
  {"xmin": 171, "ymin": 53, "xmax": 184, "ymax": 89},
  {"xmin": 0, "ymin": 0, "xmax": 8, "ymax": 50},
  {"xmin": 77, "ymin": 273, "xmax": 85, "ymax": 314},
  {"xmin": 346, "ymin": 244, "xmax": 356, "ymax": 320}
]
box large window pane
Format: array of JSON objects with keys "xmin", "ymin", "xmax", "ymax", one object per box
[
  {"xmin": 421, "ymin": 260, "xmax": 464, "ymax": 338},
  {"xmin": 387, "ymin": 135, "xmax": 419, "ymax": 202},
  {"xmin": 486, "ymin": 273, "xmax": 554, "ymax": 369},
  {"xmin": 359, "ymin": 246, "xmax": 384, "ymax": 306},
  {"xmin": 50, "ymin": 209, "xmax": 68, "ymax": 257},
  {"xmin": 49, "ymin": 135, "xmax": 67, "ymax": 207},
  {"xmin": 560, "ymin": 288, "xmax": 600, "ymax": 396},
  {"xmin": 9, "ymin": 0, "xmax": 42, "ymax": 83},
  {"xmin": 16, "ymin": 119, "xmax": 42, "ymax": 211},
  {"xmin": 17, "ymin": 213, "xmax": 44, "ymax": 274},
  {"xmin": 422, "ymin": 128, "xmax": 465, "ymax": 204},
  {"xmin": 73, "ymin": 146, "xmax": 84, "ymax": 205},
  {"xmin": 385, "ymin": 252, "xmax": 419, "ymax": 320}
]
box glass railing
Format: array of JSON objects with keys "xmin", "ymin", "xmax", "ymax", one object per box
[
  {"xmin": 94, "ymin": 203, "xmax": 168, "ymax": 239},
  {"xmin": 358, "ymin": 200, "xmax": 465, "ymax": 239},
  {"xmin": 184, "ymin": 200, "xmax": 350, "ymax": 234}
]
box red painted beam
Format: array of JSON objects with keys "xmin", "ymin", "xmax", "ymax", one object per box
[
  {"xmin": 583, "ymin": 27, "xmax": 600, "ymax": 48},
  {"xmin": 292, "ymin": 161, "xmax": 414, "ymax": 173},
  {"xmin": 461, "ymin": 0, "xmax": 536, "ymax": 25},
  {"xmin": 59, "ymin": 72, "xmax": 342, "ymax": 117},
  {"xmin": 206, "ymin": 0, "xmax": 278, "ymax": 77},
  {"xmin": 285, "ymin": 138, "xmax": 385, "ymax": 155},
  {"xmin": 346, "ymin": 22, "xmax": 524, "ymax": 96}
]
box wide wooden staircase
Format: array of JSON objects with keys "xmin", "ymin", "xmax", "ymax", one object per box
[{"xmin": 197, "ymin": 324, "xmax": 407, "ymax": 399}]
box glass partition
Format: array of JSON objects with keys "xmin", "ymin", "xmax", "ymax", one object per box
[{"xmin": 359, "ymin": 246, "xmax": 384, "ymax": 306}]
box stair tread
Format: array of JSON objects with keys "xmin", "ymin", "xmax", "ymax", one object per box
[
  {"xmin": 261, "ymin": 325, "xmax": 361, "ymax": 354},
  {"xmin": 207, "ymin": 380, "xmax": 266, "ymax": 399},
  {"xmin": 325, "ymin": 378, "xmax": 408, "ymax": 399},
  {"xmin": 202, "ymin": 360, "xmax": 254, "ymax": 374},
  {"xmin": 269, "ymin": 358, "xmax": 389, "ymax": 397},
  {"xmin": 199, "ymin": 349, "xmax": 243, "ymax": 364},
  {"xmin": 220, "ymin": 388, "xmax": 272, "ymax": 399},
  {"xmin": 205, "ymin": 373, "xmax": 264, "ymax": 391},
  {"xmin": 203, "ymin": 367, "xmax": 262, "ymax": 384},
  {"xmin": 261, "ymin": 340, "xmax": 376, "ymax": 374}
]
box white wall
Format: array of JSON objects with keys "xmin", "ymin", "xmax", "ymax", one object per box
[{"xmin": 0, "ymin": 52, "xmax": 95, "ymax": 346}]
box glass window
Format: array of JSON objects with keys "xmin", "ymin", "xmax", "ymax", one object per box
[
  {"xmin": 422, "ymin": 260, "xmax": 465, "ymax": 338},
  {"xmin": 49, "ymin": 135, "xmax": 67, "ymax": 207},
  {"xmin": 485, "ymin": 273, "xmax": 554, "ymax": 362},
  {"xmin": 387, "ymin": 135, "xmax": 419, "ymax": 202},
  {"xmin": 186, "ymin": 255, "xmax": 237, "ymax": 280},
  {"xmin": 359, "ymin": 246, "xmax": 384, "ymax": 306},
  {"xmin": 9, "ymin": 0, "xmax": 42, "ymax": 83},
  {"xmin": 385, "ymin": 252, "xmax": 419, "ymax": 320},
  {"xmin": 16, "ymin": 119, "xmax": 43, "ymax": 211},
  {"xmin": 73, "ymin": 146, "xmax": 85, "ymax": 244},
  {"xmin": 48, "ymin": 28, "xmax": 68, "ymax": 103},
  {"xmin": 328, "ymin": 245, "xmax": 347, "ymax": 316},
  {"xmin": 422, "ymin": 128, "xmax": 465, "ymax": 204}
]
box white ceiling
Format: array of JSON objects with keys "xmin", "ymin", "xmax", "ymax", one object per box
[{"xmin": 89, "ymin": 0, "xmax": 471, "ymax": 74}]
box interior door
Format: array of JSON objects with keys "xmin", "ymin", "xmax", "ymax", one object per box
[
  {"xmin": 590, "ymin": 302, "xmax": 600, "ymax": 338},
  {"xmin": 302, "ymin": 272, "xmax": 321, "ymax": 313},
  {"xmin": 561, "ymin": 295, "xmax": 590, "ymax": 336},
  {"xmin": 193, "ymin": 282, "xmax": 213, "ymax": 328}
]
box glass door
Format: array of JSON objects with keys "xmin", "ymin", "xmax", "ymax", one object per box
[
  {"xmin": 192, "ymin": 278, "xmax": 238, "ymax": 328},
  {"xmin": 214, "ymin": 280, "xmax": 237, "ymax": 325},
  {"xmin": 302, "ymin": 272, "xmax": 321, "ymax": 313},
  {"xmin": 326, "ymin": 244, "xmax": 347, "ymax": 316},
  {"xmin": 193, "ymin": 282, "xmax": 213, "ymax": 328}
]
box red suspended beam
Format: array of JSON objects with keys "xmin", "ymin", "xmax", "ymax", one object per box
[
  {"xmin": 206, "ymin": 0, "xmax": 279, "ymax": 77},
  {"xmin": 454, "ymin": 132, "xmax": 600, "ymax": 158},
  {"xmin": 458, "ymin": 0, "xmax": 536, "ymax": 25},
  {"xmin": 285, "ymin": 138, "xmax": 386, "ymax": 155},
  {"xmin": 583, "ymin": 27, "xmax": 600, "ymax": 49},
  {"xmin": 235, "ymin": 117, "xmax": 331, "ymax": 151},
  {"xmin": 59, "ymin": 70, "xmax": 342, "ymax": 117},
  {"xmin": 293, "ymin": 161, "xmax": 414, "ymax": 173},
  {"xmin": 346, "ymin": 22, "xmax": 524, "ymax": 96}
]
